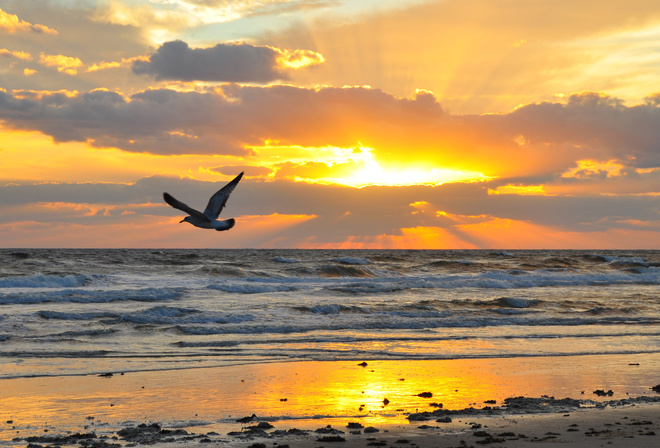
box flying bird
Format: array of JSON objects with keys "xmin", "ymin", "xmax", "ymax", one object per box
[{"xmin": 163, "ymin": 172, "xmax": 243, "ymax": 231}]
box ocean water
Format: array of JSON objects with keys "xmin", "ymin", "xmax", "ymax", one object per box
[{"xmin": 0, "ymin": 249, "xmax": 659, "ymax": 379}]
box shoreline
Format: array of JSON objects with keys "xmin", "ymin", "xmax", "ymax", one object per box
[
  {"xmin": 2, "ymin": 354, "xmax": 659, "ymax": 447},
  {"xmin": 9, "ymin": 399, "xmax": 660, "ymax": 448}
]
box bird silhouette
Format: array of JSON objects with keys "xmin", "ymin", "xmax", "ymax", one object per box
[{"xmin": 163, "ymin": 172, "xmax": 243, "ymax": 231}]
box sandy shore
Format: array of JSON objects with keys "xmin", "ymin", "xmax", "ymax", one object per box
[
  {"xmin": 12, "ymin": 403, "xmax": 659, "ymax": 448},
  {"xmin": 1, "ymin": 354, "xmax": 659, "ymax": 448}
]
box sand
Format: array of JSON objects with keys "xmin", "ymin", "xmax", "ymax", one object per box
[{"xmin": 1, "ymin": 354, "xmax": 659, "ymax": 448}]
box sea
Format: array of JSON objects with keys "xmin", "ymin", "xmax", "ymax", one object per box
[{"xmin": 1, "ymin": 249, "xmax": 659, "ymax": 380}]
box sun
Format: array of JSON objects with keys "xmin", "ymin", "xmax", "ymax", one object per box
[
  {"xmin": 334, "ymin": 159, "xmax": 489, "ymax": 187},
  {"xmin": 327, "ymin": 147, "xmax": 490, "ymax": 187},
  {"xmin": 246, "ymin": 144, "xmax": 490, "ymax": 187}
]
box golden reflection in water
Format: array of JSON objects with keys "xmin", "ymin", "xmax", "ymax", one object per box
[{"xmin": 1, "ymin": 355, "xmax": 658, "ymax": 440}]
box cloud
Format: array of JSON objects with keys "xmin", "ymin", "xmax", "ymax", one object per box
[
  {"xmin": 107, "ymin": 0, "xmax": 340, "ymax": 27},
  {"xmin": 87, "ymin": 56, "xmax": 148, "ymax": 73},
  {"xmin": 2, "ymin": 84, "xmax": 660, "ymax": 186},
  {"xmin": 132, "ymin": 40, "xmax": 323, "ymax": 82},
  {"xmin": 0, "ymin": 85, "xmax": 443, "ymax": 160},
  {"xmin": 0, "ymin": 1, "xmax": 153, "ymax": 94},
  {"xmin": 39, "ymin": 53, "xmax": 84, "ymax": 75},
  {"xmin": 561, "ymin": 159, "xmax": 626, "ymax": 180},
  {"xmin": 501, "ymin": 91, "xmax": 660, "ymax": 170},
  {"xmin": 0, "ymin": 48, "xmax": 32, "ymax": 60},
  {"xmin": 1, "ymin": 176, "xmax": 658, "ymax": 248},
  {"xmin": 0, "ymin": 7, "xmax": 58, "ymax": 34}
]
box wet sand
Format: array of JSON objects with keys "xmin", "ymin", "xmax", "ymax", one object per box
[{"xmin": 1, "ymin": 354, "xmax": 659, "ymax": 447}]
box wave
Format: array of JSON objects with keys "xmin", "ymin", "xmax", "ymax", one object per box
[
  {"xmin": 38, "ymin": 310, "xmax": 120, "ymax": 320},
  {"xmin": 172, "ymin": 315, "xmax": 660, "ymax": 335},
  {"xmin": 293, "ymin": 304, "xmax": 370, "ymax": 314},
  {"xmin": 0, "ymin": 273, "xmax": 91, "ymax": 288},
  {"xmin": 207, "ymin": 284, "xmax": 298, "ymax": 294},
  {"xmin": 35, "ymin": 305, "xmax": 255, "ymax": 326},
  {"xmin": 0, "ymin": 287, "xmax": 184, "ymax": 304},
  {"xmin": 600, "ymin": 255, "xmax": 653, "ymax": 266},
  {"xmin": 425, "ymin": 260, "xmax": 477, "ymax": 268},
  {"xmin": 272, "ymin": 256, "xmax": 301, "ymax": 263},
  {"xmin": 339, "ymin": 267, "xmax": 660, "ymax": 290},
  {"xmin": 194, "ymin": 265, "xmax": 660, "ymax": 297},
  {"xmin": 207, "ymin": 266, "xmax": 249, "ymax": 277},
  {"xmin": 317, "ymin": 265, "xmax": 376, "ymax": 278},
  {"xmin": 120, "ymin": 306, "xmax": 255, "ymax": 325},
  {"xmin": 477, "ymin": 297, "xmax": 539, "ymax": 308},
  {"xmin": 2, "ymin": 249, "xmax": 659, "ymax": 380},
  {"xmin": 331, "ymin": 257, "xmax": 372, "ymax": 265}
]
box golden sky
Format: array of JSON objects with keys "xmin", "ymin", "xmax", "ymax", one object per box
[{"xmin": 1, "ymin": 0, "xmax": 659, "ymax": 248}]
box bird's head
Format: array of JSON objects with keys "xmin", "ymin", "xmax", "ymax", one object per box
[{"xmin": 180, "ymin": 216, "xmax": 192, "ymax": 224}]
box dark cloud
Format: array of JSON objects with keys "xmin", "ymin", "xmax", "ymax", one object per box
[
  {"xmin": 0, "ymin": 88, "xmax": 248, "ymax": 155},
  {"xmin": 0, "ymin": 85, "xmax": 443, "ymax": 156},
  {"xmin": 132, "ymin": 40, "xmax": 286, "ymax": 83},
  {"xmin": 1, "ymin": 85, "xmax": 660, "ymax": 178},
  {"xmin": 1, "ymin": 177, "xmax": 657, "ymax": 245},
  {"xmin": 501, "ymin": 92, "xmax": 660, "ymax": 169}
]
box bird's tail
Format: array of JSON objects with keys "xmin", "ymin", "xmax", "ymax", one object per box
[{"xmin": 215, "ymin": 218, "xmax": 235, "ymax": 231}]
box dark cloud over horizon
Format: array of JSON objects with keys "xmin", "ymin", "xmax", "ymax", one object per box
[{"xmin": 0, "ymin": 176, "xmax": 657, "ymax": 247}]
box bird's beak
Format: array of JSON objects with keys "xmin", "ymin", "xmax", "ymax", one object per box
[{"xmin": 179, "ymin": 218, "xmax": 186, "ymax": 223}]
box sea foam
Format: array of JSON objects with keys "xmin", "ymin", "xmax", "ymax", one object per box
[{"xmin": 0, "ymin": 273, "xmax": 90, "ymax": 288}]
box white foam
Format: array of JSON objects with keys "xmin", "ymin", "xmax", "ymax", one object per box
[
  {"xmin": 272, "ymin": 256, "xmax": 300, "ymax": 263},
  {"xmin": 0, "ymin": 273, "xmax": 89, "ymax": 288}
]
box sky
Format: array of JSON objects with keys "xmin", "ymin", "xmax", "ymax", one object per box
[{"xmin": 1, "ymin": 0, "xmax": 659, "ymax": 249}]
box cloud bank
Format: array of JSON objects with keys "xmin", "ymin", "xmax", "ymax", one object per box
[
  {"xmin": 1, "ymin": 176, "xmax": 657, "ymax": 249},
  {"xmin": 1, "ymin": 85, "xmax": 659, "ymax": 182}
]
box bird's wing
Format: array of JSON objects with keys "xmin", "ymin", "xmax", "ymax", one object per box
[
  {"xmin": 163, "ymin": 192, "xmax": 210, "ymax": 222},
  {"xmin": 203, "ymin": 172, "xmax": 244, "ymax": 220}
]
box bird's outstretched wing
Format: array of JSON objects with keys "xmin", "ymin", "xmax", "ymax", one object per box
[
  {"xmin": 163, "ymin": 192, "xmax": 210, "ymax": 222},
  {"xmin": 203, "ymin": 172, "xmax": 244, "ymax": 220}
]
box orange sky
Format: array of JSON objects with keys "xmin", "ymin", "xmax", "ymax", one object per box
[{"xmin": 1, "ymin": 0, "xmax": 659, "ymax": 248}]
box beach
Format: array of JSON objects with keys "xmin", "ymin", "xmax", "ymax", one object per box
[
  {"xmin": 1, "ymin": 249, "xmax": 659, "ymax": 447},
  {"xmin": 2, "ymin": 355, "xmax": 659, "ymax": 448}
]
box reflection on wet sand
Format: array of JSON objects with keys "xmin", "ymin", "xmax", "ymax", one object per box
[{"xmin": 1, "ymin": 354, "xmax": 659, "ymax": 441}]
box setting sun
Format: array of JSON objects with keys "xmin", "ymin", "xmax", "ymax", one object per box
[{"xmin": 330, "ymin": 159, "xmax": 490, "ymax": 187}]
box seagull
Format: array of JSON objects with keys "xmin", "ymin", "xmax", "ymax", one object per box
[{"xmin": 163, "ymin": 172, "xmax": 243, "ymax": 231}]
